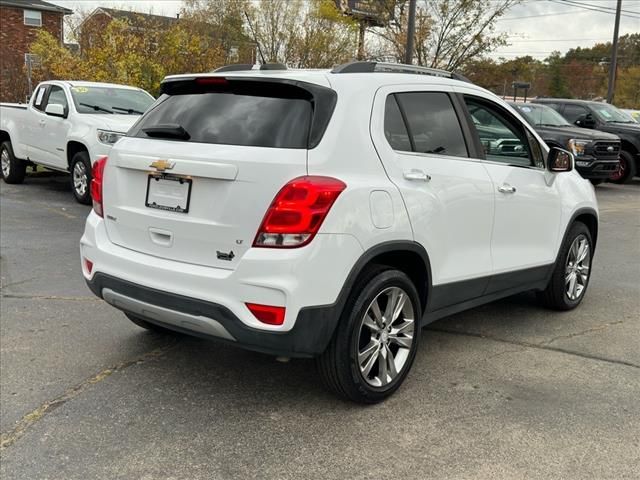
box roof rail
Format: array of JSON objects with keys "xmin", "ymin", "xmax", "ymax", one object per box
[
  {"xmin": 213, "ymin": 63, "xmax": 288, "ymax": 73},
  {"xmin": 330, "ymin": 61, "xmax": 471, "ymax": 83}
]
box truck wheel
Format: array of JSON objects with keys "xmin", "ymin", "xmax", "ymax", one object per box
[
  {"xmin": 317, "ymin": 267, "xmax": 421, "ymax": 403},
  {"xmin": 589, "ymin": 179, "xmax": 603, "ymax": 186},
  {"xmin": 610, "ymin": 150, "xmax": 636, "ymax": 184},
  {"xmin": 70, "ymin": 151, "xmax": 92, "ymax": 204},
  {"xmin": 538, "ymin": 222, "xmax": 592, "ymax": 311},
  {"xmin": 1, "ymin": 141, "xmax": 26, "ymax": 184}
]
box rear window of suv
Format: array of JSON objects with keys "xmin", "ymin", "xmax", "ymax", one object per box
[{"xmin": 131, "ymin": 78, "xmax": 336, "ymax": 149}]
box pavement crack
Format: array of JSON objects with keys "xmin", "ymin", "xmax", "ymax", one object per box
[
  {"xmin": 426, "ymin": 327, "xmax": 640, "ymax": 370},
  {"xmin": 0, "ymin": 339, "xmax": 180, "ymax": 451},
  {"xmin": 539, "ymin": 321, "xmax": 625, "ymax": 346},
  {"xmin": 0, "ymin": 294, "xmax": 101, "ymax": 301}
]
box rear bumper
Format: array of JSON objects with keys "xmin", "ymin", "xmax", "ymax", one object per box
[
  {"xmin": 574, "ymin": 157, "xmax": 619, "ymax": 179},
  {"xmin": 86, "ymin": 273, "xmax": 341, "ymax": 357},
  {"xmin": 80, "ymin": 212, "xmax": 363, "ymax": 357}
]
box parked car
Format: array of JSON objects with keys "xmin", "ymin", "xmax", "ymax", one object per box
[
  {"xmin": 532, "ymin": 98, "xmax": 640, "ymax": 183},
  {"xmin": 81, "ymin": 62, "xmax": 598, "ymax": 403},
  {"xmin": 620, "ymin": 109, "xmax": 639, "ymax": 123},
  {"xmin": 508, "ymin": 102, "xmax": 620, "ymax": 185},
  {"xmin": 0, "ymin": 80, "xmax": 155, "ymax": 203}
]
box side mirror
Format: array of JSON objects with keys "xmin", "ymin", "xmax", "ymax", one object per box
[
  {"xmin": 575, "ymin": 114, "xmax": 595, "ymax": 128},
  {"xmin": 45, "ymin": 103, "xmax": 66, "ymax": 118},
  {"xmin": 548, "ymin": 147, "xmax": 574, "ymax": 172}
]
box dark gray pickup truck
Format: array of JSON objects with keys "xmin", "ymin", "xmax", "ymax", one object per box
[
  {"xmin": 531, "ymin": 99, "xmax": 640, "ymax": 184},
  {"xmin": 509, "ymin": 102, "xmax": 620, "ymax": 185}
]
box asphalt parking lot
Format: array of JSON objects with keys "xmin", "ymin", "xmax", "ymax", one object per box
[{"xmin": 1, "ymin": 172, "xmax": 639, "ymax": 480}]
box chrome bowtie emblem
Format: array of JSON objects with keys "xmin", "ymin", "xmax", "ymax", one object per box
[{"xmin": 149, "ymin": 159, "xmax": 175, "ymax": 171}]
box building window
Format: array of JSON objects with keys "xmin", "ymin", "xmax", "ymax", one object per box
[{"xmin": 24, "ymin": 10, "xmax": 42, "ymax": 27}]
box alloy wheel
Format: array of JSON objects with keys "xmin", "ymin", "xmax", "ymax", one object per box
[
  {"xmin": 565, "ymin": 234, "xmax": 591, "ymax": 301},
  {"xmin": 356, "ymin": 286, "xmax": 415, "ymax": 387},
  {"xmin": 1, "ymin": 148, "xmax": 10, "ymax": 177},
  {"xmin": 73, "ymin": 161, "xmax": 88, "ymax": 197}
]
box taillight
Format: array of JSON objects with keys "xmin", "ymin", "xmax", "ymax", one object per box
[
  {"xmin": 253, "ymin": 176, "xmax": 346, "ymax": 248},
  {"xmin": 246, "ymin": 303, "xmax": 286, "ymax": 326},
  {"xmin": 91, "ymin": 156, "xmax": 108, "ymax": 217}
]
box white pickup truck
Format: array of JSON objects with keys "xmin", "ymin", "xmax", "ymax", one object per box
[{"xmin": 0, "ymin": 80, "xmax": 155, "ymax": 203}]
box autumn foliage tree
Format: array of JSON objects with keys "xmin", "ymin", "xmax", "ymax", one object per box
[{"xmin": 30, "ymin": 14, "xmax": 224, "ymax": 96}]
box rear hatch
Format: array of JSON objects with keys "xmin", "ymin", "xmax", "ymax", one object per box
[{"xmin": 102, "ymin": 75, "xmax": 336, "ymax": 270}]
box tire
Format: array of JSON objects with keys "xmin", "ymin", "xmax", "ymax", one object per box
[
  {"xmin": 317, "ymin": 266, "xmax": 422, "ymax": 403},
  {"xmin": 125, "ymin": 313, "xmax": 179, "ymax": 334},
  {"xmin": 70, "ymin": 151, "xmax": 92, "ymax": 204},
  {"xmin": 609, "ymin": 150, "xmax": 636, "ymax": 184},
  {"xmin": 538, "ymin": 222, "xmax": 593, "ymax": 310},
  {"xmin": 1, "ymin": 140, "xmax": 26, "ymax": 184},
  {"xmin": 589, "ymin": 179, "xmax": 603, "ymax": 186}
]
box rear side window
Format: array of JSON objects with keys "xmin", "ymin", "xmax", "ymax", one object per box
[
  {"xmin": 562, "ymin": 104, "xmax": 589, "ymax": 123},
  {"xmin": 132, "ymin": 79, "xmax": 335, "ymax": 149},
  {"xmin": 392, "ymin": 92, "xmax": 468, "ymax": 158},
  {"xmin": 384, "ymin": 95, "xmax": 412, "ymax": 151}
]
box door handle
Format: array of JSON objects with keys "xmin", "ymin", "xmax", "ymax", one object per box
[
  {"xmin": 39, "ymin": 119, "xmax": 46, "ymax": 126},
  {"xmin": 498, "ymin": 184, "xmax": 517, "ymax": 194},
  {"xmin": 403, "ymin": 169, "xmax": 431, "ymax": 182}
]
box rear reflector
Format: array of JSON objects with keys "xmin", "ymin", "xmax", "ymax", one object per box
[
  {"xmin": 84, "ymin": 258, "xmax": 93, "ymax": 274},
  {"xmin": 253, "ymin": 176, "xmax": 346, "ymax": 248},
  {"xmin": 91, "ymin": 156, "xmax": 108, "ymax": 218},
  {"xmin": 246, "ymin": 303, "xmax": 286, "ymax": 326}
]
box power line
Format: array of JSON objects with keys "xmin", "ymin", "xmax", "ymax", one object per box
[
  {"xmin": 499, "ymin": 9, "xmax": 594, "ymax": 20},
  {"xmin": 507, "ymin": 38, "xmax": 611, "ymax": 42},
  {"xmin": 548, "ymin": 0, "xmax": 640, "ymax": 19},
  {"xmin": 553, "ymin": 0, "xmax": 640, "ymax": 16}
]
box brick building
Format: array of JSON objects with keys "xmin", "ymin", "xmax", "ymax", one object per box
[{"xmin": 0, "ymin": 0, "xmax": 72, "ymax": 102}]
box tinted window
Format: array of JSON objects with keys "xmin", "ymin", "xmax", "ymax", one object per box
[
  {"xmin": 133, "ymin": 90, "xmax": 312, "ymax": 148},
  {"xmin": 384, "ymin": 95, "xmax": 411, "ymax": 151},
  {"xmin": 393, "ymin": 92, "xmax": 468, "ymax": 157},
  {"xmin": 465, "ymin": 97, "xmax": 533, "ymax": 167},
  {"xmin": 512, "ymin": 103, "xmax": 571, "ymax": 127},
  {"xmin": 562, "ymin": 104, "xmax": 589, "ymax": 123},
  {"xmin": 46, "ymin": 86, "xmax": 68, "ymax": 112}
]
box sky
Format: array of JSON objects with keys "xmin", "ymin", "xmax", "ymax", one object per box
[{"xmin": 51, "ymin": 0, "xmax": 640, "ymax": 61}]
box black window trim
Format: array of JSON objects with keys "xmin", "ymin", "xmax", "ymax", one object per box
[
  {"xmin": 385, "ymin": 90, "xmax": 472, "ymax": 160},
  {"xmin": 462, "ymin": 94, "xmax": 547, "ymax": 171}
]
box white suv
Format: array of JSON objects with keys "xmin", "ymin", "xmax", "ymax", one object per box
[{"xmin": 81, "ymin": 62, "xmax": 598, "ymax": 403}]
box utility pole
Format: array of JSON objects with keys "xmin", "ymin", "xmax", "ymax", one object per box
[
  {"xmin": 606, "ymin": 0, "xmax": 622, "ymax": 104},
  {"xmin": 404, "ymin": 0, "xmax": 417, "ymax": 65}
]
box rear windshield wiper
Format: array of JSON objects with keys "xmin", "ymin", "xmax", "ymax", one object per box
[
  {"xmin": 112, "ymin": 106, "xmax": 144, "ymax": 115},
  {"xmin": 142, "ymin": 124, "xmax": 191, "ymax": 140},
  {"xmin": 79, "ymin": 102, "xmax": 113, "ymax": 114}
]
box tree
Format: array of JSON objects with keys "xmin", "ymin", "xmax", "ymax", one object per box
[
  {"xmin": 616, "ymin": 66, "xmax": 640, "ymax": 108},
  {"xmin": 181, "ymin": 0, "xmax": 255, "ymax": 63},
  {"xmin": 372, "ymin": 0, "xmax": 519, "ymax": 69},
  {"xmin": 29, "ymin": 15, "xmax": 224, "ymax": 96}
]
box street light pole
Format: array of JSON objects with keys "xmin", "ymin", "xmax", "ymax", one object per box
[
  {"xmin": 606, "ymin": 0, "xmax": 622, "ymax": 104},
  {"xmin": 404, "ymin": 0, "xmax": 417, "ymax": 65}
]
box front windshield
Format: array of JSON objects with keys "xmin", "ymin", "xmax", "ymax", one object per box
[
  {"xmin": 514, "ymin": 104, "xmax": 571, "ymax": 127},
  {"xmin": 70, "ymin": 86, "xmax": 155, "ymax": 115},
  {"xmin": 592, "ymin": 103, "xmax": 633, "ymax": 123}
]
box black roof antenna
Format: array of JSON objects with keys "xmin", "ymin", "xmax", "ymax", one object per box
[{"xmin": 244, "ymin": 11, "xmax": 266, "ymax": 65}]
